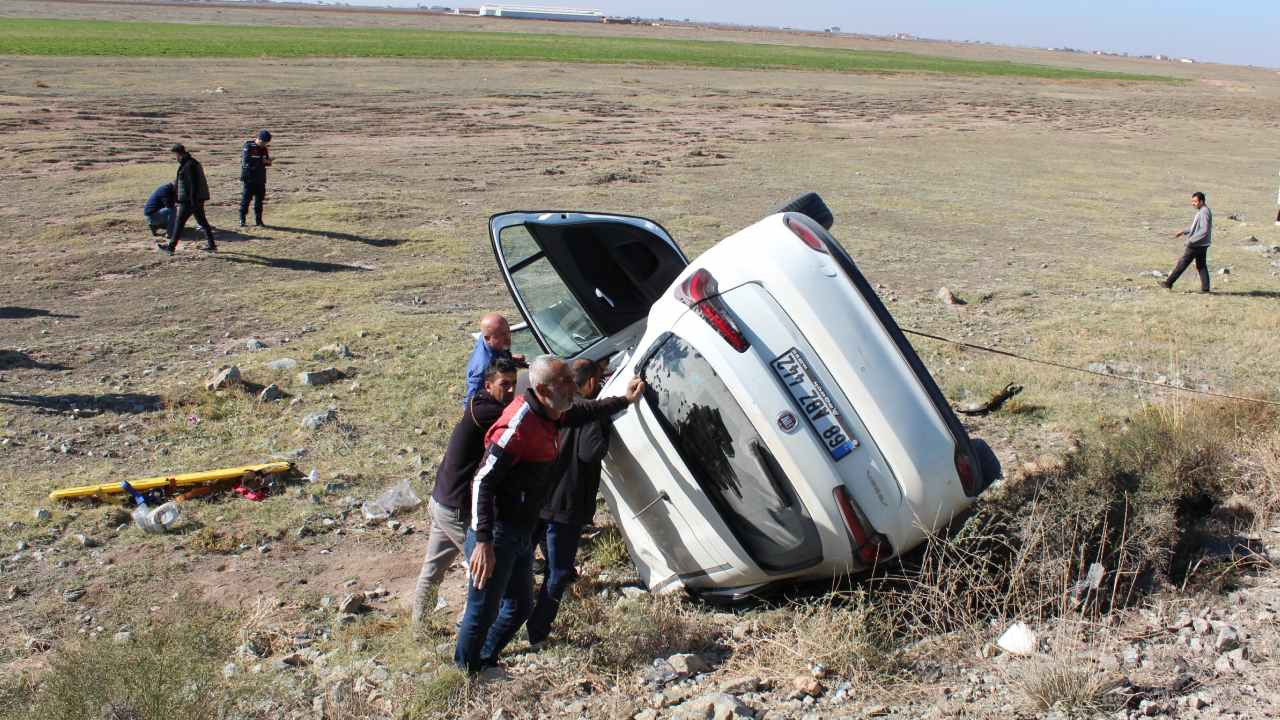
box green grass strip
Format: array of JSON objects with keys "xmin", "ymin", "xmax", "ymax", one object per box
[{"xmin": 0, "ymin": 17, "xmax": 1170, "ymax": 81}]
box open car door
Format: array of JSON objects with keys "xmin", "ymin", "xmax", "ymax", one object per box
[{"xmin": 489, "ymin": 211, "xmax": 688, "ymax": 361}]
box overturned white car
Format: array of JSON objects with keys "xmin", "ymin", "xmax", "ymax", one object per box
[{"xmin": 488, "ymin": 193, "xmax": 1000, "ymax": 601}]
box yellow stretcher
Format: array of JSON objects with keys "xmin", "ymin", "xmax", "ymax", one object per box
[{"xmin": 48, "ymin": 462, "xmax": 295, "ymax": 502}]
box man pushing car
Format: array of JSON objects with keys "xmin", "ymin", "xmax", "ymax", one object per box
[{"xmin": 454, "ymin": 354, "xmax": 644, "ymax": 674}]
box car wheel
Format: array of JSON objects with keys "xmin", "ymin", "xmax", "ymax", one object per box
[
  {"xmin": 772, "ymin": 192, "xmax": 834, "ymax": 230},
  {"xmin": 970, "ymin": 438, "xmax": 1002, "ymax": 493}
]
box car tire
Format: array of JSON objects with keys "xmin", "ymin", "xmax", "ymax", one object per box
[
  {"xmin": 773, "ymin": 192, "xmax": 834, "ymax": 230},
  {"xmin": 970, "ymin": 438, "xmax": 1002, "ymax": 493}
]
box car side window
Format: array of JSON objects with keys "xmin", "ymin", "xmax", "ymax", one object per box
[{"xmin": 642, "ymin": 334, "xmax": 822, "ymax": 573}]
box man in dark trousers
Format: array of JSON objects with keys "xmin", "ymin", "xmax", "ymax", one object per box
[
  {"xmin": 1162, "ymin": 191, "xmax": 1212, "ymax": 293},
  {"xmin": 525, "ymin": 358, "xmax": 612, "ymax": 648},
  {"xmin": 143, "ymin": 182, "xmax": 175, "ymax": 237},
  {"xmin": 410, "ymin": 358, "xmax": 519, "ymax": 629},
  {"xmin": 239, "ymin": 129, "xmax": 272, "ymax": 227},
  {"xmin": 162, "ymin": 144, "xmax": 215, "ymax": 254},
  {"xmin": 454, "ymin": 355, "xmax": 643, "ymax": 674}
]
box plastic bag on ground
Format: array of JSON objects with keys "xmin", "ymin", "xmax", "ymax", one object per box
[{"xmin": 361, "ymin": 479, "xmax": 421, "ymax": 523}]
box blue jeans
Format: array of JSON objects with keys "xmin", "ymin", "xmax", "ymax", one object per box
[
  {"xmin": 454, "ymin": 523, "xmax": 535, "ymax": 672},
  {"xmin": 145, "ymin": 208, "xmax": 171, "ymax": 232},
  {"xmin": 526, "ymin": 521, "xmax": 582, "ymax": 645}
]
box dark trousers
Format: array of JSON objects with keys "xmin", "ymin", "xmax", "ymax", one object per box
[
  {"xmin": 239, "ymin": 181, "xmax": 265, "ymax": 222},
  {"xmin": 454, "ymin": 523, "xmax": 535, "ymax": 673},
  {"xmin": 168, "ymin": 201, "xmax": 213, "ymax": 247},
  {"xmin": 526, "ymin": 520, "xmax": 582, "ymax": 645},
  {"xmin": 1166, "ymin": 245, "xmax": 1209, "ymax": 292}
]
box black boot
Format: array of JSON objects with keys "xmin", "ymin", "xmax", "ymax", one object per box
[
  {"xmin": 239, "ymin": 215, "xmax": 247, "ymax": 227},
  {"xmin": 254, "ymin": 214, "xmax": 264, "ymax": 227}
]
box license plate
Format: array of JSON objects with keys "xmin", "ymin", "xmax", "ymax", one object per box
[{"xmin": 771, "ymin": 348, "xmax": 857, "ymax": 461}]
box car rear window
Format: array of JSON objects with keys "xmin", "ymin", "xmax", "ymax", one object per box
[{"xmin": 642, "ymin": 334, "xmax": 822, "ymax": 573}]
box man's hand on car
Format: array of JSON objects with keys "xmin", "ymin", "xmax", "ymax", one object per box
[
  {"xmin": 624, "ymin": 376, "xmax": 646, "ymax": 403},
  {"xmin": 470, "ymin": 541, "xmax": 495, "ymax": 589}
]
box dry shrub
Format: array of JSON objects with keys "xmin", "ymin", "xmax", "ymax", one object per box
[
  {"xmin": 739, "ymin": 593, "xmax": 897, "ymax": 680},
  {"xmin": 1020, "ymin": 660, "xmax": 1123, "ymax": 713},
  {"xmin": 10, "ymin": 600, "xmax": 236, "ymax": 720},
  {"xmin": 868, "ymin": 400, "xmax": 1278, "ymax": 641},
  {"xmin": 559, "ymin": 589, "xmax": 720, "ymax": 672}
]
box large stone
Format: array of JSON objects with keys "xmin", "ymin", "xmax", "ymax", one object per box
[
  {"xmin": 717, "ymin": 677, "xmax": 761, "ymax": 695},
  {"xmin": 268, "ymin": 358, "xmax": 299, "ymax": 371},
  {"xmin": 259, "ymin": 384, "xmax": 283, "ymax": 403},
  {"xmin": 298, "ymin": 367, "xmax": 343, "ymax": 387},
  {"xmin": 206, "ymin": 365, "xmax": 242, "ymax": 391},
  {"xmin": 937, "ymin": 287, "xmax": 966, "ymax": 306},
  {"xmin": 246, "ymin": 339, "xmax": 267, "ymax": 351}
]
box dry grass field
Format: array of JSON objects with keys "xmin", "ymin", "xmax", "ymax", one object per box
[{"xmin": 1, "ymin": 2, "xmax": 1279, "ymax": 718}]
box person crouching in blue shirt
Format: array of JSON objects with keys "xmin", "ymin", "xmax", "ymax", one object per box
[
  {"xmin": 464, "ymin": 313, "xmax": 526, "ymax": 403},
  {"xmin": 144, "ymin": 182, "xmax": 176, "ymax": 237}
]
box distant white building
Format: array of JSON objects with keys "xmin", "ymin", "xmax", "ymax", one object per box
[{"xmin": 477, "ymin": 4, "xmax": 604, "ymax": 22}]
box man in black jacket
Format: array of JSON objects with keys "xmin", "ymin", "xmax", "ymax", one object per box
[
  {"xmin": 410, "ymin": 358, "xmax": 518, "ymax": 628},
  {"xmin": 239, "ymin": 129, "xmax": 272, "ymax": 227},
  {"xmin": 525, "ymin": 358, "xmax": 611, "ymax": 647},
  {"xmin": 454, "ymin": 355, "xmax": 643, "ymax": 673},
  {"xmin": 162, "ymin": 144, "xmax": 216, "ymax": 254}
]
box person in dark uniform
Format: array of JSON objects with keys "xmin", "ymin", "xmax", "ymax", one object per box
[
  {"xmin": 143, "ymin": 182, "xmax": 175, "ymax": 237},
  {"xmin": 239, "ymin": 129, "xmax": 272, "ymax": 227},
  {"xmin": 162, "ymin": 144, "xmax": 215, "ymax": 254}
]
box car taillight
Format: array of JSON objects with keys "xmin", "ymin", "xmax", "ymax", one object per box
[
  {"xmin": 784, "ymin": 214, "xmax": 829, "ymax": 254},
  {"xmin": 954, "ymin": 446, "xmax": 979, "ymax": 497},
  {"xmin": 832, "ymin": 486, "xmax": 891, "ymax": 567},
  {"xmin": 673, "ymin": 269, "xmax": 749, "ymax": 353}
]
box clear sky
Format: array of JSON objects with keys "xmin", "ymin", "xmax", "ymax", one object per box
[{"xmin": 327, "ymin": 0, "xmax": 1279, "ymax": 68}]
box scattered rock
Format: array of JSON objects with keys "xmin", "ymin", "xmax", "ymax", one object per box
[
  {"xmin": 668, "ymin": 653, "xmax": 710, "ymax": 677},
  {"xmin": 33, "ymin": 508, "xmax": 51, "ymax": 522},
  {"xmin": 205, "ymin": 365, "xmax": 242, "ymax": 391},
  {"xmin": 1218, "ymin": 267, "xmax": 1231, "ymax": 275},
  {"xmin": 937, "ymin": 286, "xmax": 966, "ymax": 305},
  {"xmin": 259, "ymin": 384, "xmax": 284, "ymax": 403},
  {"xmin": 74, "ymin": 533, "xmax": 98, "ymax": 548},
  {"xmin": 112, "ymin": 631, "xmax": 132, "ymax": 644},
  {"xmin": 791, "ymin": 675, "xmax": 824, "ymax": 697},
  {"xmin": 301, "ymin": 407, "xmax": 338, "ymax": 430},
  {"xmin": 246, "ymin": 339, "xmax": 267, "ymax": 351},
  {"xmin": 338, "ymin": 593, "xmax": 365, "ymax": 614},
  {"xmin": 717, "ymin": 677, "xmax": 760, "ymax": 695},
  {"xmin": 1214, "ymin": 625, "xmax": 1241, "ymax": 652},
  {"xmin": 315, "ymin": 343, "xmax": 353, "ymax": 360},
  {"xmin": 996, "ymin": 622, "xmax": 1037, "ymax": 655},
  {"xmin": 298, "ymin": 367, "xmax": 343, "ymax": 387},
  {"xmin": 268, "ymin": 358, "xmax": 299, "ymax": 371},
  {"xmin": 63, "ymin": 587, "xmax": 87, "ymax": 602},
  {"xmin": 671, "ymin": 692, "xmax": 754, "ymax": 720}
]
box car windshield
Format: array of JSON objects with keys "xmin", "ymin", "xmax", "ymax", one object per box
[{"xmin": 642, "ymin": 334, "xmax": 822, "ymax": 573}]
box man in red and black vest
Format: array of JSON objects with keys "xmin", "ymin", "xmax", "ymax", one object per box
[{"xmin": 454, "ymin": 355, "xmax": 643, "ymax": 673}]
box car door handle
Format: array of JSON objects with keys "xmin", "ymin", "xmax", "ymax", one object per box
[
  {"xmin": 632, "ymin": 490, "xmax": 670, "ymax": 520},
  {"xmin": 595, "ymin": 287, "xmax": 616, "ymax": 308}
]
